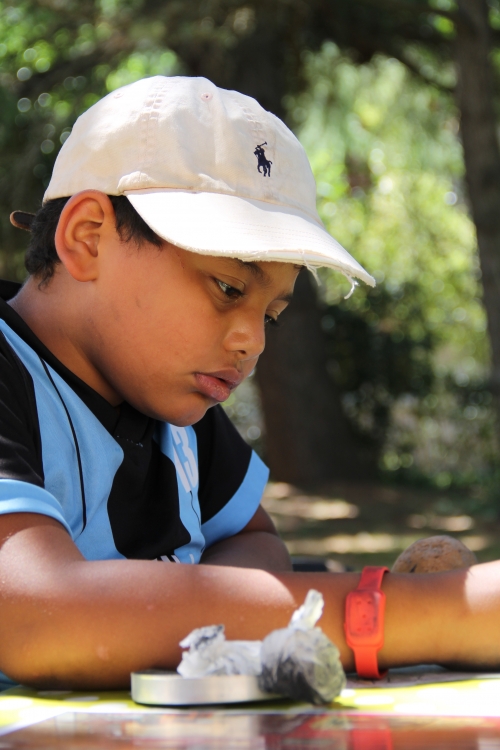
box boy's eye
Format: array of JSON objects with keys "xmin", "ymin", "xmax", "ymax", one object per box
[
  {"xmin": 216, "ymin": 280, "xmax": 242, "ymax": 299},
  {"xmin": 215, "ymin": 279, "xmax": 280, "ymax": 326}
]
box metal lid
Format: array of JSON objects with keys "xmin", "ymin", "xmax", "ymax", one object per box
[{"xmin": 131, "ymin": 670, "xmax": 281, "ymax": 706}]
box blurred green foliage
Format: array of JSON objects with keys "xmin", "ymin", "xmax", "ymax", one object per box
[
  {"xmin": 0, "ymin": 0, "xmax": 182, "ymax": 276},
  {"xmin": 286, "ymin": 45, "xmax": 494, "ymax": 489},
  {"xmin": 0, "ymin": 2, "xmax": 496, "ymax": 494}
]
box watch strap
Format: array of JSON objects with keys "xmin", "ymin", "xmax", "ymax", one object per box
[
  {"xmin": 354, "ymin": 646, "xmax": 386, "ymax": 680},
  {"xmin": 359, "ymin": 565, "xmax": 388, "ymax": 591},
  {"xmin": 346, "ymin": 566, "xmax": 389, "ymax": 679}
]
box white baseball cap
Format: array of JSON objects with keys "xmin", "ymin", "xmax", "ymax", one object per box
[{"xmin": 44, "ymin": 75, "xmax": 374, "ymax": 287}]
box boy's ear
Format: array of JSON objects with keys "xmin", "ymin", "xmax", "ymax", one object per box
[{"xmin": 54, "ymin": 190, "xmax": 116, "ymax": 282}]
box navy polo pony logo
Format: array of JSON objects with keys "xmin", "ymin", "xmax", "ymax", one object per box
[{"xmin": 254, "ymin": 142, "xmax": 272, "ymax": 176}]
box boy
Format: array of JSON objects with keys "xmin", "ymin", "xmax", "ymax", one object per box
[{"xmin": 1, "ymin": 75, "xmax": 500, "ymax": 690}]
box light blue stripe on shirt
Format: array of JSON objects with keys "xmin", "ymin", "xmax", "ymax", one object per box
[{"xmin": 0, "ymin": 478, "xmax": 71, "ymax": 535}]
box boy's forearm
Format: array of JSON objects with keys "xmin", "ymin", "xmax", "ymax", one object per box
[
  {"xmin": 200, "ymin": 531, "xmax": 293, "ymax": 571},
  {"xmin": 4, "ymin": 557, "xmax": 495, "ymax": 690},
  {"xmin": 0, "ymin": 532, "xmax": 310, "ymax": 688},
  {"xmin": 3, "ymin": 519, "xmax": 500, "ymax": 689}
]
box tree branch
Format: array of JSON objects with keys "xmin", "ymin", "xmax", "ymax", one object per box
[{"xmin": 390, "ymin": 47, "xmax": 455, "ymax": 92}]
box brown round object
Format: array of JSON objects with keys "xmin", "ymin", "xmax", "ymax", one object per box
[{"xmin": 391, "ymin": 535, "xmax": 477, "ymax": 574}]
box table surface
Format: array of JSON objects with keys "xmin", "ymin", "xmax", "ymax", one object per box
[
  {"xmin": 3, "ymin": 671, "xmax": 500, "ymax": 748},
  {"xmin": 2, "ymin": 710, "xmax": 500, "ymax": 749}
]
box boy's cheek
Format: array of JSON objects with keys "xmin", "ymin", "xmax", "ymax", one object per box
[{"xmin": 117, "ymin": 374, "xmax": 213, "ymax": 426}]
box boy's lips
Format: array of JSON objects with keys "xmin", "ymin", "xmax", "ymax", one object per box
[{"xmin": 194, "ymin": 370, "xmax": 243, "ymax": 402}]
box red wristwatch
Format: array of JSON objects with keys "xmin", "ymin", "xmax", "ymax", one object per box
[{"xmin": 344, "ymin": 566, "xmax": 389, "ymax": 679}]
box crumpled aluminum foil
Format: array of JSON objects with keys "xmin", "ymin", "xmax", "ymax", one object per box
[
  {"xmin": 177, "ymin": 624, "xmax": 262, "ymax": 677},
  {"xmin": 177, "ymin": 589, "xmax": 346, "ymax": 704}
]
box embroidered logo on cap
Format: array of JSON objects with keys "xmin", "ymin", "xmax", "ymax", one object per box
[{"xmin": 254, "ymin": 142, "xmax": 272, "ymax": 177}]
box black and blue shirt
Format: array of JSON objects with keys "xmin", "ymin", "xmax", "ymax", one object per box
[{"xmin": 0, "ymin": 280, "xmax": 268, "ymax": 564}]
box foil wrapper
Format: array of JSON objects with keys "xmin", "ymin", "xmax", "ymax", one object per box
[
  {"xmin": 177, "ymin": 589, "xmax": 346, "ymax": 704},
  {"xmin": 177, "ymin": 624, "xmax": 261, "ymax": 678}
]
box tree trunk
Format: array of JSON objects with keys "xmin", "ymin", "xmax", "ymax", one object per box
[
  {"xmin": 256, "ymin": 271, "xmax": 377, "ymax": 487},
  {"xmin": 455, "ymin": 0, "xmax": 500, "ymax": 436}
]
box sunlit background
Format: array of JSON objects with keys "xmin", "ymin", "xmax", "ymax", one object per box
[{"xmin": 2, "ymin": 0, "xmax": 499, "ymax": 568}]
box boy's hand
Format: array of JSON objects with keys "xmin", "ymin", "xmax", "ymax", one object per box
[{"xmin": 200, "ymin": 505, "xmax": 292, "ymax": 571}]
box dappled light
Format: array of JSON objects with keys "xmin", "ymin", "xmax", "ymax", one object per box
[
  {"xmin": 261, "ymin": 482, "xmax": 493, "ymax": 570},
  {"xmin": 2, "ymin": 0, "xmax": 500, "ymax": 570}
]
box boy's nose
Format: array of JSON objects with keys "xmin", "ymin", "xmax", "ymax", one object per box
[{"xmin": 224, "ymin": 316, "xmax": 266, "ymax": 361}]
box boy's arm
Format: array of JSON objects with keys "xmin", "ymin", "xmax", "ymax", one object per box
[
  {"xmin": 2, "ymin": 511, "xmax": 500, "ymax": 689},
  {"xmin": 199, "ymin": 505, "xmax": 293, "ymax": 570}
]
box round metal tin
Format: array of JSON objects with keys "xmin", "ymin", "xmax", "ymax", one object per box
[{"xmin": 131, "ymin": 670, "xmax": 280, "ymax": 706}]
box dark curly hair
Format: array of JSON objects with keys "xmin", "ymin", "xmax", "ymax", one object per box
[{"xmin": 25, "ymin": 196, "xmax": 163, "ymax": 285}]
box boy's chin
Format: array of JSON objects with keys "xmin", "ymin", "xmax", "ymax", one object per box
[{"xmin": 140, "ymin": 394, "xmax": 216, "ymax": 426}]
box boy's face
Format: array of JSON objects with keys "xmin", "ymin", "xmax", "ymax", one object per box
[{"xmin": 57, "ymin": 194, "xmax": 300, "ymax": 426}]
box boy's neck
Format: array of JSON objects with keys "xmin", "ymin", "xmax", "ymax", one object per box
[{"xmin": 9, "ymin": 275, "xmax": 122, "ymax": 406}]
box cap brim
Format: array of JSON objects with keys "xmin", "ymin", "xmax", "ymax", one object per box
[{"xmin": 125, "ymin": 189, "xmax": 375, "ymax": 287}]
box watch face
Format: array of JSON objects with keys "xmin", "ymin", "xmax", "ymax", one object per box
[{"xmin": 345, "ymin": 590, "xmax": 384, "ymax": 646}]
